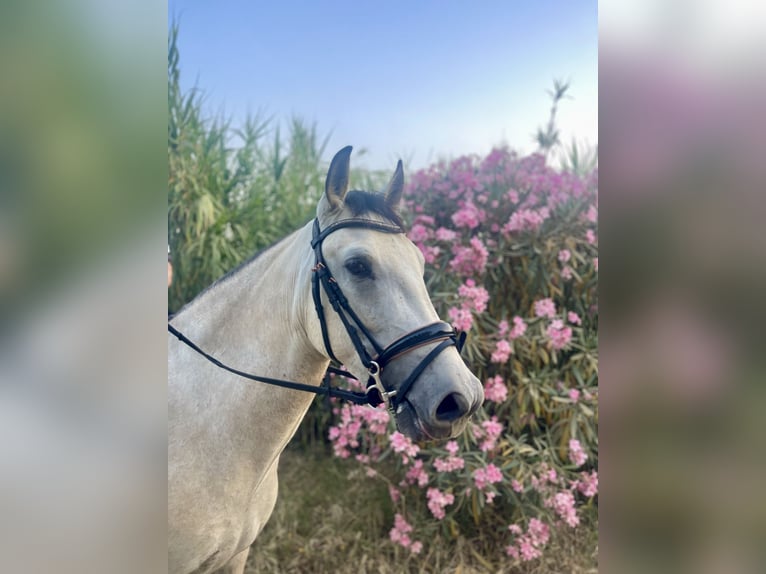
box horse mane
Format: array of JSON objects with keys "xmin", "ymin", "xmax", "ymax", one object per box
[{"xmin": 344, "ymin": 190, "xmax": 405, "ymax": 229}]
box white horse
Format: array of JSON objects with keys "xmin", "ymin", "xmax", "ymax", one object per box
[{"xmin": 168, "ymin": 147, "xmax": 483, "ymax": 574}]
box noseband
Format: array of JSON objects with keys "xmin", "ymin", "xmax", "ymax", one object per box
[
  {"xmin": 310, "ymin": 218, "xmax": 465, "ymax": 411},
  {"xmin": 168, "ymin": 217, "xmax": 466, "ymax": 413}
]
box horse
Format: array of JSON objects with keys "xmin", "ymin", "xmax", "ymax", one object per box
[{"xmin": 168, "ymin": 146, "xmax": 484, "ymax": 574}]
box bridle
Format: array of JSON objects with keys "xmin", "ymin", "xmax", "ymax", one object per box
[
  {"xmin": 168, "ymin": 217, "xmax": 466, "ymax": 413},
  {"xmin": 310, "ymin": 217, "xmax": 465, "ymax": 411}
]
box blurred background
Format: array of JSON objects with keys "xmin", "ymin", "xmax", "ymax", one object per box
[
  {"xmin": 1, "ymin": 0, "xmax": 764, "ymax": 572},
  {"xmin": 600, "ymin": 1, "xmax": 766, "ymax": 572},
  {"xmin": 0, "ymin": 1, "xmax": 166, "ymax": 573}
]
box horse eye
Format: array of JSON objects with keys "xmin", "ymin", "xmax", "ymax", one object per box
[{"xmin": 344, "ymin": 258, "xmax": 373, "ymax": 278}]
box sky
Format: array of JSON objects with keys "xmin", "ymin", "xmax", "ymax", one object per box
[{"xmin": 169, "ymin": 0, "xmax": 597, "ymax": 171}]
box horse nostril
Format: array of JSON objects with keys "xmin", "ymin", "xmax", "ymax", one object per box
[{"xmin": 435, "ymin": 392, "xmax": 470, "ymax": 422}]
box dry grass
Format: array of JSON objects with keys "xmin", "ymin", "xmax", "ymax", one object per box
[{"xmin": 246, "ymin": 446, "xmax": 597, "ymax": 574}]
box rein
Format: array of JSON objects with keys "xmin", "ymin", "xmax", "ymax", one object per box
[
  {"xmin": 167, "ymin": 323, "xmax": 370, "ymax": 404},
  {"xmin": 168, "ymin": 217, "xmax": 466, "ymax": 412}
]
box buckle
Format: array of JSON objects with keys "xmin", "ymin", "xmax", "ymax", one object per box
[{"xmin": 366, "ymin": 361, "xmax": 396, "ymax": 411}]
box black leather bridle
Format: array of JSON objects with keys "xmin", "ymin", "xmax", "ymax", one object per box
[
  {"xmin": 310, "ymin": 217, "xmax": 465, "ymax": 411},
  {"xmin": 168, "ymin": 217, "xmax": 466, "ymax": 413}
]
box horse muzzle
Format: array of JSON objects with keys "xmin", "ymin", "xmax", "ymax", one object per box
[{"xmin": 393, "ymin": 383, "xmax": 483, "ymax": 442}]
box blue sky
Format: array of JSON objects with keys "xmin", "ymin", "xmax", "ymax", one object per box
[{"xmin": 169, "ymin": 0, "xmax": 597, "ymax": 170}]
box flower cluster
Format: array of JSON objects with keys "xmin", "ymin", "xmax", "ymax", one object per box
[
  {"xmin": 483, "ymin": 375, "xmax": 508, "ymax": 403},
  {"xmin": 545, "ymin": 490, "xmax": 580, "ymax": 528},
  {"xmin": 473, "ymin": 463, "xmax": 503, "ymax": 490},
  {"xmin": 327, "ymin": 402, "xmax": 390, "ymax": 458},
  {"xmin": 390, "ymin": 431, "xmax": 420, "ymax": 464},
  {"xmin": 433, "ymin": 441, "xmax": 466, "ymax": 473},
  {"xmin": 506, "ymin": 518, "xmax": 551, "ymax": 561},
  {"xmin": 322, "ymin": 146, "xmax": 598, "ymax": 562},
  {"xmin": 472, "ymin": 417, "xmax": 504, "ymax": 452},
  {"xmin": 426, "ymin": 488, "xmax": 455, "ymax": 519},
  {"xmin": 448, "ymin": 236, "xmax": 489, "ymax": 277},
  {"xmin": 546, "ymin": 319, "xmax": 573, "ymax": 350},
  {"xmin": 568, "ymin": 439, "xmax": 588, "ymax": 467},
  {"xmin": 490, "ymin": 315, "xmax": 528, "ymax": 364},
  {"xmin": 389, "ymin": 513, "xmax": 422, "ymax": 553}
]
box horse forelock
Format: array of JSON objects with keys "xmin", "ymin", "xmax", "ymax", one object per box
[{"xmin": 343, "ymin": 190, "xmax": 405, "ymax": 229}]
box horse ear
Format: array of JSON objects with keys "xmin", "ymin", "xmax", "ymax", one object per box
[
  {"xmin": 324, "ymin": 146, "xmax": 352, "ymax": 210},
  {"xmin": 384, "ymin": 159, "xmax": 404, "ymax": 209}
]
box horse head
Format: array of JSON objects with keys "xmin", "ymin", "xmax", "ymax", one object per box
[{"xmin": 308, "ymin": 146, "xmax": 484, "ymax": 441}]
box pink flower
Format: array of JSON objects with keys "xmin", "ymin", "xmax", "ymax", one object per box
[
  {"xmin": 502, "ymin": 207, "xmax": 549, "ymax": 234},
  {"xmin": 405, "ymin": 459, "xmax": 429, "ymax": 487},
  {"xmin": 388, "ymin": 486, "xmax": 401, "ymax": 503},
  {"xmin": 511, "ymin": 479, "xmax": 523, "ymax": 493},
  {"xmin": 435, "ymin": 227, "xmax": 457, "ymax": 242},
  {"xmin": 587, "ymin": 205, "xmax": 597, "ymax": 223},
  {"xmin": 451, "ymin": 201, "xmax": 485, "ymax": 229},
  {"xmin": 497, "ymin": 319, "xmax": 509, "ymax": 337},
  {"xmin": 506, "ymin": 518, "xmax": 551, "ymax": 562},
  {"xmin": 445, "ymin": 440, "xmax": 459, "ymax": 455},
  {"xmin": 483, "ymin": 375, "xmax": 508, "ymax": 402},
  {"xmin": 416, "ymin": 244, "xmax": 441, "ymax": 265},
  {"xmin": 458, "ymin": 279, "xmax": 490, "ymax": 313},
  {"xmin": 433, "ymin": 455, "xmax": 465, "ymax": 473},
  {"xmin": 568, "ymin": 439, "xmax": 588, "ymax": 467},
  {"xmin": 509, "ymin": 316, "xmax": 527, "ymax": 339},
  {"xmin": 330, "ymin": 403, "xmax": 379, "ymax": 458},
  {"xmin": 567, "ymin": 311, "xmax": 581, "ymax": 325},
  {"xmin": 389, "ymin": 431, "xmax": 420, "ymax": 463},
  {"xmin": 410, "ymin": 541, "xmax": 423, "ymax": 554},
  {"xmin": 577, "ymin": 471, "xmax": 599, "ymax": 497},
  {"xmin": 490, "ymin": 339, "xmax": 512, "ymax": 364},
  {"xmin": 426, "ymin": 488, "xmax": 455, "ymax": 520},
  {"xmin": 449, "ymin": 237, "xmax": 489, "ymax": 276},
  {"xmin": 586, "ymin": 229, "xmax": 596, "ymax": 244},
  {"xmin": 558, "ymin": 249, "xmax": 571, "ymax": 263},
  {"xmin": 479, "ymin": 417, "xmax": 504, "ymax": 451},
  {"xmin": 534, "ymin": 298, "xmax": 557, "ymax": 319},
  {"xmin": 561, "ymin": 266, "xmax": 573, "ymax": 280},
  {"xmin": 568, "ymin": 388, "xmax": 581, "ymax": 402},
  {"xmin": 527, "ymin": 518, "xmax": 550, "ymax": 547},
  {"xmin": 473, "ymin": 463, "xmax": 503, "ymax": 489},
  {"xmin": 546, "ymin": 320, "xmax": 573, "ymax": 350},
  {"xmin": 519, "ymin": 540, "xmax": 542, "ymax": 561},
  {"xmin": 413, "ymin": 214, "xmax": 435, "ymax": 227},
  {"xmin": 448, "ymin": 306, "xmax": 473, "ymax": 332},
  {"xmin": 546, "ymin": 490, "xmax": 580, "ymax": 527},
  {"xmin": 389, "ymin": 513, "xmax": 414, "ymax": 548},
  {"xmin": 408, "ymin": 223, "xmax": 431, "ymax": 243}
]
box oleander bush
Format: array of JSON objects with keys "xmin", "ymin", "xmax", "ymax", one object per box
[{"xmin": 323, "ymin": 146, "xmax": 598, "ymax": 564}]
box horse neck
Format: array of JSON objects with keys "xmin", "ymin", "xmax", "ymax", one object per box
[{"xmin": 171, "ymin": 221, "xmax": 330, "ymax": 435}]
